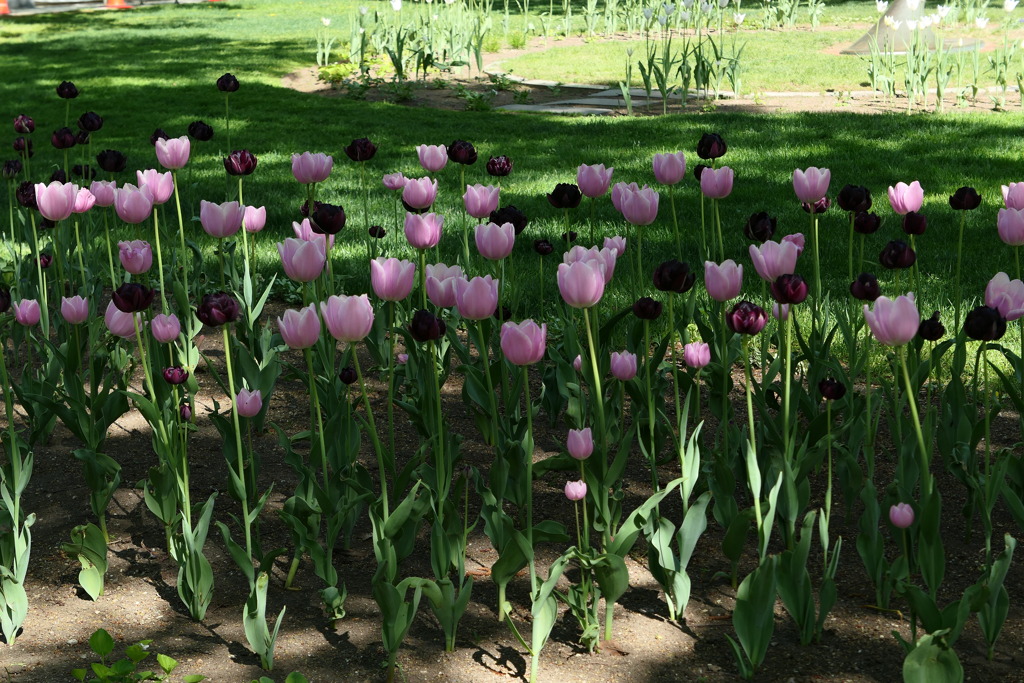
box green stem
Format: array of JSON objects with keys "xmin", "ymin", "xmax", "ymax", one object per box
[
  {"xmin": 955, "ymin": 212, "xmax": 966, "ymax": 331},
  {"xmin": 354, "ymin": 347, "xmax": 390, "ymax": 520},
  {"xmin": 304, "ymin": 348, "xmax": 329, "ymax": 486},
  {"xmin": 152, "ymin": 211, "xmax": 168, "ymax": 314},
  {"xmin": 669, "ymin": 184, "xmax": 680, "ymax": 257},
  {"xmin": 72, "ymin": 218, "xmax": 87, "ymax": 294},
  {"xmin": 172, "ymin": 172, "xmax": 190, "ymax": 300},
  {"xmin": 644, "ymin": 320, "xmax": 658, "ymax": 492},
  {"xmin": 898, "ymin": 346, "xmax": 931, "ymax": 498},
  {"xmin": 714, "ymin": 198, "xmax": 724, "ymax": 263},
  {"xmin": 522, "ymin": 366, "xmax": 538, "ymax": 595},
  {"xmin": 222, "ymin": 325, "xmax": 252, "ymax": 559}
]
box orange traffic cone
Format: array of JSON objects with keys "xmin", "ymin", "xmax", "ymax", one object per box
[
  {"xmin": 104, "ymin": 0, "xmax": 133, "ymax": 9},
  {"xmin": 0, "ymin": 0, "xmax": 11, "ymax": 17}
]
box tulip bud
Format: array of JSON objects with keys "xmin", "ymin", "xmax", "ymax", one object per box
[
  {"xmin": 56, "ymin": 81, "xmax": 79, "ymax": 99},
  {"xmin": 224, "ymin": 150, "xmax": 258, "ymax": 176},
  {"xmin": 565, "ymin": 480, "xmax": 587, "ymax": 501},
  {"xmin": 534, "ymin": 239, "xmax": 554, "ymax": 256},
  {"xmin": 632, "ymin": 296, "xmax": 663, "ymax": 320},
  {"xmin": 610, "ymin": 351, "xmax": 638, "ymax": 381},
  {"xmin": 1, "ymin": 160, "xmax": 22, "ymax": 180},
  {"xmin": 948, "ymin": 186, "xmax": 981, "ymax": 211},
  {"xmin": 818, "ymin": 377, "xmax": 847, "ymax": 401},
  {"xmin": 180, "ymin": 401, "xmax": 193, "ymax": 422},
  {"xmin": 917, "ymin": 311, "xmax": 945, "ymax": 341},
  {"xmin": 310, "ymin": 202, "xmax": 347, "ymax": 235},
  {"xmin": 77, "ymin": 112, "xmax": 103, "ymax": 133},
  {"xmin": 901, "ymin": 211, "xmax": 927, "ymax": 235},
  {"xmin": 547, "ymin": 183, "xmax": 582, "ymax": 209},
  {"xmin": 150, "ymin": 129, "xmax": 169, "ymax": 146},
  {"xmin": 112, "ymin": 283, "xmax": 155, "ymax": 313},
  {"xmin": 561, "ymin": 231, "xmax": 578, "ymax": 243},
  {"xmin": 196, "ymin": 292, "xmax": 241, "ymax": 327},
  {"xmin": 770, "ymin": 274, "xmax": 809, "ymax": 305},
  {"xmin": 836, "ymin": 184, "xmax": 872, "ymax": 213},
  {"xmin": 963, "ymin": 306, "xmax": 1007, "ymax": 341},
  {"xmin": 369, "ymin": 225, "xmax": 386, "ymax": 239},
  {"xmin": 743, "ymin": 211, "xmax": 776, "ymax": 242},
  {"xmin": 567, "ymin": 428, "xmax": 593, "ymax": 460},
  {"xmin": 13, "ymin": 114, "xmax": 34, "ymax": 134},
  {"xmin": 72, "ymin": 164, "xmax": 96, "ymax": 180},
  {"xmin": 879, "ymin": 240, "xmax": 916, "ymax": 269},
  {"xmin": 683, "ymin": 341, "xmax": 711, "ymax": 369},
  {"xmin": 0, "ymin": 288, "xmax": 10, "ymax": 315},
  {"xmin": 16, "ymin": 181, "xmax": 37, "ymax": 210},
  {"xmin": 236, "ymin": 388, "xmax": 263, "ymax": 417},
  {"xmin": 447, "ymin": 140, "xmax": 477, "ymax": 165},
  {"xmin": 96, "ymin": 149, "xmax": 128, "ymax": 173},
  {"xmin": 188, "ymin": 120, "xmax": 215, "ymax": 141},
  {"xmin": 162, "ymin": 366, "xmax": 189, "ymax": 385},
  {"xmin": 486, "ymin": 155, "xmax": 513, "ymax": 177},
  {"xmin": 889, "ymin": 502, "xmax": 914, "ymax": 528},
  {"xmin": 850, "ymin": 272, "xmax": 881, "ymax": 302},
  {"xmin": 13, "ymin": 137, "xmax": 33, "ymax": 158},
  {"xmin": 409, "ymin": 309, "xmax": 446, "ymax": 342},
  {"xmin": 853, "ymin": 210, "xmax": 882, "ymax": 235},
  {"xmin": 344, "ymin": 137, "xmax": 378, "ymax": 162},
  {"xmin": 51, "ymin": 127, "xmax": 77, "ymax": 150},
  {"xmin": 801, "ymin": 197, "xmax": 831, "ymax": 214},
  {"xmin": 726, "ymin": 300, "xmax": 767, "ymax": 335},
  {"xmin": 653, "ymin": 260, "xmax": 697, "ymax": 293},
  {"xmin": 696, "ymin": 132, "xmax": 726, "ymax": 160},
  {"xmin": 339, "ymin": 367, "xmax": 358, "ymax": 385},
  {"xmin": 217, "ymin": 73, "xmax": 240, "ymax": 92}
]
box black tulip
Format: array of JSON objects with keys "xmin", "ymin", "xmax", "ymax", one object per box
[
  {"xmin": 344, "ymin": 137, "xmax": 378, "ymax": 162},
  {"xmin": 447, "ymin": 140, "xmax": 477, "ymax": 165},
  {"xmin": 112, "ymin": 283, "xmax": 155, "ymax": 313},
  {"xmin": 299, "ymin": 200, "xmax": 312, "ymax": 218},
  {"xmin": 850, "ymin": 272, "xmax": 881, "ymax": 301},
  {"xmin": 917, "ymin": 311, "xmax": 945, "ymax": 341},
  {"xmin": 770, "ymin": 274, "xmax": 809, "ymax": 304},
  {"xmin": 409, "ymin": 309, "xmax": 446, "ymax": 342},
  {"xmin": 162, "ymin": 366, "xmax": 189, "ymax": 385},
  {"xmin": 490, "ymin": 205, "xmax": 528, "ymax": 235},
  {"xmin": 902, "ymin": 211, "xmax": 927, "ymax": 236},
  {"xmin": 339, "ymin": 367, "xmax": 358, "ymax": 385},
  {"xmin": 196, "ymin": 292, "xmax": 241, "ymax": 327},
  {"xmin": 77, "ymin": 112, "xmax": 103, "ymax": 133},
  {"xmin": 836, "ymin": 184, "xmax": 872, "ymax": 213},
  {"xmin": 224, "ymin": 150, "xmax": 258, "ymax": 176},
  {"xmin": 51, "ymin": 127, "xmax": 76, "ymax": 150},
  {"xmin": 547, "ymin": 183, "xmax": 582, "ymax": 209},
  {"xmin": 72, "ymin": 164, "xmax": 96, "ymax": 180},
  {"xmin": 13, "ymin": 137, "xmax": 33, "ymax": 158},
  {"xmin": 150, "ymin": 128, "xmax": 169, "ymax": 146},
  {"xmin": 964, "ymin": 306, "xmax": 1007, "ymax": 341},
  {"xmin": 561, "ymin": 231, "xmax": 578, "ymax": 243},
  {"xmin": 696, "ymin": 133, "xmax": 727, "ymax": 160},
  {"xmin": 13, "ymin": 114, "xmax": 34, "ymax": 134},
  {"xmin": 310, "ymin": 203, "xmax": 346, "ymax": 234},
  {"xmin": 744, "ymin": 211, "xmax": 776, "ymax": 242},
  {"xmin": 818, "ymin": 377, "xmax": 847, "ymax": 401},
  {"xmin": 494, "ymin": 305, "xmax": 512, "ymax": 322},
  {"xmin": 653, "ymin": 260, "xmax": 697, "ymax": 293},
  {"xmin": 180, "ymin": 401, "xmax": 193, "ymax": 422},
  {"xmin": 96, "ymin": 149, "xmax": 127, "ymax": 173},
  {"xmin": 38, "ymin": 218, "xmax": 56, "ymax": 230},
  {"xmin": 0, "ymin": 287, "xmax": 10, "ymax": 314},
  {"xmin": 879, "ymin": 240, "xmax": 916, "ymax": 269},
  {"xmin": 949, "ymin": 186, "xmax": 981, "ymax": 211},
  {"xmin": 853, "ymin": 211, "xmax": 882, "ymax": 235},
  {"xmin": 50, "ymin": 168, "xmax": 67, "ymax": 184},
  {"xmin": 56, "ymin": 81, "xmax": 79, "ymax": 99},
  {"xmin": 368, "ymin": 225, "xmax": 386, "ymax": 239},
  {"xmin": 633, "ymin": 296, "xmax": 663, "ymax": 320},
  {"xmin": 726, "ymin": 300, "xmax": 767, "ymax": 335},
  {"xmin": 693, "ymin": 163, "xmax": 708, "ymax": 181},
  {"xmin": 217, "ymin": 73, "xmax": 240, "ymax": 92},
  {"xmin": 16, "ymin": 181, "xmax": 37, "ymax": 210},
  {"xmin": 486, "ymin": 155, "xmax": 513, "ymax": 177},
  {"xmin": 188, "ymin": 120, "xmax": 215, "ymax": 141},
  {"xmin": 1, "ymin": 160, "xmax": 22, "ymax": 180},
  {"xmin": 75, "ymin": 130, "xmax": 90, "ymax": 146},
  {"xmin": 801, "ymin": 197, "xmax": 831, "ymax": 214},
  {"xmin": 401, "ymin": 198, "xmax": 429, "ymax": 214},
  {"xmin": 534, "ymin": 239, "xmax": 554, "ymax": 256},
  {"xmin": 38, "ymin": 253, "xmax": 53, "ymax": 269}
]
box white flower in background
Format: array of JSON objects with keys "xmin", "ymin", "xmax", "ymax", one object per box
[
  {"xmin": 359, "ymin": 26, "xmax": 365, "ymax": 33},
  {"xmin": 390, "ymin": 0, "xmax": 402, "ymax": 10},
  {"xmin": 919, "ymin": 14, "xmax": 933, "ymax": 27},
  {"xmin": 701, "ymin": 2, "xmax": 712, "ymax": 12},
  {"xmin": 876, "ymin": 0, "xmax": 888, "ymax": 11},
  {"xmin": 906, "ymin": 19, "xmax": 917, "ymax": 29},
  {"xmin": 359, "ymin": 6, "xmax": 369, "ymax": 14},
  {"xmin": 663, "ymin": 3, "xmax": 676, "ymax": 14},
  {"xmin": 734, "ymin": 11, "xmax": 746, "ymax": 22},
  {"xmin": 643, "ymin": 6, "xmax": 654, "ymax": 18},
  {"xmin": 1005, "ymin": 0, "xmax": 1018, "ymax": 11},
  {"xmin": 883, "ymin": 15, "xmax": 902, "ymax": 28},
  {"xmin": 906, "ymin": 0, "xmax": 921, "ymax": 10},
  {"xmin": 321, "ymin": 16, "xmax": 331, "ymax": 25},
  {"xmin": 976, "ymin": 15, "xmax": 990, "ymax": 26},
  {"xmin": 683, "ymin": 0, "xmax": 693, "ymax": 8},
  {"xmin": 719, "ymin": 0, "xmax": 729, "ymax": 8},
  {"xmin": 928, "ymin": 11, "xmax": 942, "ymax": 23},
  {"xmin": 658, "ymin": 13, "xmax": 668, "ymax": 24},
  {"xmin": 680, "ymin": 10, "xmax": 690, "ymax": 20},
  {"xmin": 936, "ymin": 4, "xmax": 950, "ymax": 16}
]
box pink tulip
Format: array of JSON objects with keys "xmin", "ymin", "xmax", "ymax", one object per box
[
  {"xmin": 425, "ymin": 263, "xmax": 464, "ymax": 308},
  {"xmin": 200, "ymin": 200, "xmax": 245, "ymax": 238},
  {"xmin": 89, "ymin": 180, "xmax": 117, "ymax": 207},
  {"xmin": 382, "ymin": 172, "xmax": 406, "ymax": 190},
  {"xmin": 114, "ymin": 184, "xmax": 154, "ymax": 224},
  {"xmin": 293, "ymin": 218, "xmax": 335, "ymax": 250},
  {"xmin": 782, "ymin": 233, "xmax": 806, "ymax": 255},
  {"xmin": 704, "ymin": 260, "xmax": 743, "ymax": 302},
  {"xmin": 985, "ymin": 272, "xmax": 1024, "ymax": 322},
  {"xmin": 997, "ymin": 208, "xmax": 1024, "ymax": 246},
  {"xmin": 577, "ymin": 163, "xmax": 614, "ymax": 198},
  {"xmin": 402, "ymin": 176, "xmax": 438, "ymax": 210},
  {"xmin": 652, "ymin": 152, "xmax": 686, "ymax": 185},
  {"xmin": 397, "ymin": 353, "xmax": 409, "ymax": 364},
  {"xmin": 60, "ymin": 296, "xmax": 89, "ymax": 325},
  {"xmin": 236, "ymin": 388, "xmax": 263, "ymax": 417},
  {"xmin": 155, "ymin": 136, "xmax": 191, "ymax": 170},
  {"xmin": 321, "ymin": 294, "xmax": 375, "ymax": 341},
  {"xmin": 151, "ymin": 313, "xmax": 181, "ymax": 343},
  {"xmin": 1002, "ymin": 183, "xmax": 1024, "ymax": 210},
  {"xmin": 564, "ymin": 480, "xmax": 587, "ymax": 501},
  {"xmin": 792, "ymin": 167, "xmax": 831, "ymax": 203},
  {"xmin": 683, "ymin": 341, "xmax": 710, "ymax": 369},
  {"xmin": 277, "ymin": 237, "xmax": 326, "ymax": 283},
  {"xmin": 35, "ymin": 181, "xmax": 78, "ymax": 221},
  {"xmin": 772, "ymin": 302, "xmax": 790, "ymax": 321},
  {"xmin": 887, "ymin": 181, "xmax": 924, "ymax": 215},
  {"xmin": 563, "ymin": 245, "xmax": 617, "ymax": 284},
  {"xmin": 104, "ymin": 300, "xmax": 138, "ymax": 338},
  {"xmin": 863, "ymin": 293, "xmax": 919, "ymax": 346},
  {"xmin": 73, "ymin": 188, "xmax": 95, "ymax": 214},
  {"xmin": 463, "ymin": 184, "xmax": 500, "ymax": 219},
  {"xmin": 603, "ymin": 235, "xmax": 627, "ymax": 256},
  {"xmin": 136, "ymin": 169, "xmax": 174, "ymax": 205},
  {"xmin": 12, "ymin": 299, "xmax": 40, "ymax": 326},
  {"xmin": 118, "ymin": 240, "xmax": 153, "ymax": 274},
  {"xmin": 405, "ymin": 212, "xmax": 444, "ymax": 250},
  {"xmin": 619, "ymin": 185, "xmax": 659, "ymax": 226},
  {"xmin": 291, "ymin": 152, "xmax": 333, "ymax": 184},
  {"xmin": 700, "ymin": 166, "xmax": 734, "ymax": 199},
  {"xmin": 610, "ymin": 181, "xmax": 640, "ymax": 212},
  {"xmin": 417, "ymin": 144, "xmax": 448, "ymax": 173},
  {"xmin": 370, "ymin": 257, "xmax": 416, "ymax": 301},
  {"xmin": 889, "ymin": 502, "xmax": 914, "ymax": 528},
  {"xmin": 557, "ymin": 260, "xmax": 605, "ymax": 308},
  {"xmin": 475, "ymin": 222, "xmax": 515, "ymax": 260},
  {"xmin": 610, "ymin": 350, "xmax": 637, "ymax": 381},
  {"xmin": 749, "ymin": 239, "xmax": 800, "ymax": 282},
  {"xmin": 573, "ymin": 355, "xmax": 582, "ymax": 371},
  {"xmin": 567, "ymin": 427, "xmax": 593, "ymax": 460},
  {"xmin": 244, "ymin": 205, "xmax": 267, "ymax": 233},
  {"xmin": 454, "ymin": 275, "xmax": 499, "ymax": 320},
  {"xmin": 277, "ymin": 304, "xmax": 321, "ymax": 349},
  {"xmin": 500, "ymin": 319, "xmax": 547, "ymax": 365}
]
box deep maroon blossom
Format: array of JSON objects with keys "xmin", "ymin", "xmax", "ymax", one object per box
[
  {"xmin": 653, "ymin": 260, "xmax": 697, "ymax": 293},
  {"xmin": 56, "ymin": 81, "xmax": 79, "ymax": 99},
  {"xmin": 368, "ymin": 225, "xmax": 386, "ymax": 239},
  {"xmin": 16, "ymin": 181, "xmax": 37, "ymax": 209},
  {"xmin": 744, "ymin": 211, "xmax": 776, "ymax": 242},
  {"xmin": 163, "ymin": 366, "xmax": 189, "ymax": 385},
  {"xmin": 693, "ymin": 164, "xmax": 708, "ymax": 181},
  {"xmin": 534, "ymin": 239, "xmax": 554, "ymax": 256},
  {"xmin": 1, "ymin": 160, "xmax": 21, "ymax": 180},
  {"xmin": 902, "ymin": 211, "xmax": 927, "ymax": 235},
  {"xmin": 633, "ymin": 297, "xmax": 663, "ymax": 320},
  {"xmin": 770, "ymin": 274, "xmax": 809, "ymax": 304},
  {"xmin": 112, "ymin": 283, "xmax": 155, "ymax": 313},
  {"xmin": 853, "ymin": 211, "xmax": 882, "ymax": 235},
  {"xmin": 486, "ymin": 155, "xmax": 513, "ymax": 177},
  {"xmin": 964, "ymin": 306, "xmax": 1007, "ymax": 341},
  {"xmin": 150, "ymin": 129, "xmax": 169, "ymax": 146},
  {"xmin": 837, "ymin": 185, "xmax": 872, "ymax": 213},
  {"xmin": 51, "ymin": 127, "xmax": 76, "ymax": 150},
  {"xmin": 217, "ymin": 73, "xmax": 240, "ymax": 92},
  {"xmin": 917, "ymin": 311, "xmax": 945, "ymax": 341},
  {"xmin": 547, "ymin": 183, "xmax": 582, "ymax": 209},
  {"xmin": 339, "ymin": 367, "xmax": 358, "ymax": 385},
  {"xmin": 188, "ymin": 120, "xmax": 215, "ymax": 141},
  {"xmin": 696, "ymin": 133, "xmax": 726, "ymax": 160},
  {"xmin": 879, "ymin": 240, "xmax": 916, "ymax": 269},
  {"xmin": 409, "ymin": 309, "xmax": 446, "ymax": 342},
  {"xmin": 490, "ymin": 205, "xmax": 528, "ymax": 235},
  {"xmin": 77, "ymin": 112, "xmax": 103, "ymax": 132},
  {"xmin": 49, "ymin": 169, "xmax": 67, "ymax": 183},
  {"xmin": 13, "ymin": 137, "xmax": 33, "ymax": 158},
  {"xmin": 344, "ymin": 137, "xmax": 377, "ymax": 162},
  {"xmin": 96, "ymin": 149, "xmax": 127, "ymax": 173},
  {"xmin": 802, "ymin": 197, "xmax": 831, "ymax": 214},
  {"xmin": 726, "ymin": 300, "xmax": 768, "ymax": 335},
  {"xmin": 197, "ymin": 292, "xmax": 241, "ymax": 327},
  {"xmin": 224, "ymin": 150, "xmax": 258, "ymax": 176},
  {"xmin": 13, "ymin": 114, "xmax": 34, "ymax": 134},
  {"xmin": 949, "ymin": 186, "xmax": 981, "ymax": 211},
  {"xmin": 447, "ymin": 140, "xmax": 477, "ymax": 165},
  {"xmin": 850, "ymin": 272, "xmax": 881, "ymax": 301},
  {"xmin": 818, "ymin": 377, "xmax": 847, "ymax": 401},
  {"xmin": 310, "ymin": 202, "xmax": 346, "ymax": 234}
]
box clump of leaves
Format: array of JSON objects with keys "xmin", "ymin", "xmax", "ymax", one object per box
[{"xmin": 71, "ymin": 628, "xmax": 206, "ymax": 683}]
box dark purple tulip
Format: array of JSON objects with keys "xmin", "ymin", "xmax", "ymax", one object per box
[
  {"xmin": 72, "ymin": 164, "xmax": 96, "ymax": 180},
  {"xmin": 949, "ymin": 186, "xmax": 981, "ymax": 211},
  {"xmin": 850, "ymin": 272, "xmax": 881, "ymax": 301},
  {"xmin": 401, "ymin": 198, "xmax": 429, "ymax": 214},
  {"xmin": 534, "ymin": 239, "xmax": 554, "ymax": 256},
  {"xmin": 16, "ymin": 181, "xmax": 37, "ymax": 209},
  {"xmin": 693, "ymin": 163, "xmax": 708, "ymax": 181},
  {"xmin": 902, "ymin": 211, "xmax": 927, "ymax": 236},
  {"xmin": 75, "ymin": 130, "xmax": 91, "ymax": 146},
  {"xmin": 696, "ymin": 133, "xmax": 727, "ymax": 160},
  {"xmin": 486, "ymin": 155, "xmax": 513, "ymax": 177},
  {"xmin": 188, "ymin": 120, "xmax": 214, "ymax": 141},
  {"xmin": 13, "ymin": 115, "xmax": 34, "ymax": 134},
  {"xmin": 38, "ymin": 253, "xmax": 53, "ymax": 269},
  {"xmin": 38, "ymin": 218, "xmax": 56, "ymax": 230},
  {"xmin": 770, "ymin": 274, "xmax": 809, "ymax": 304},
  {"xmin": 0, "ymin": 287, "xmax": 10, "ymax": 314},
  {"xmin": 56, "ymin": 81, "xmax": 79, "ymax": 99},
  {"xmin": 224, "ymin": 150, "xmax": 258, "ymax": 176},
  {"xmin": 964, "ymin": 306, "xmax": 1007, "ymax": 341},
  {"xmin": 818, "ymin": 377, "xmax": 847, "ymax": 401},
  {"xmin": 726, "ymin": 300, "xmax": 768, "ymax": 335},
  {"xmin": 216, "ymin": 73, "xmax": 240, "ymax": 92},
  {"xmin": 150, "ymin": 129, "xmax": 169, "ymax": 146},
  {"xmin": 49, "ymin": 169, "xmax": 67, "ymax": 184},
  {"xmin": 633, "ymin": 296, "xmax": 663, "ymax": 320},
  {"xmin": 112, "ymin": 283, "xmax": 155, "ymax": 313},
  {"xmin": 197, "ymin": 292, "xmax": 241, "ymax": 327},
  {"xmin": 744, "ymin": 211, "xmax": 776, "ymax": 242},
  {"xmin": 77, "ymin": 112, "xmax": 103, "ymax": 133},
  {"xmin": 490, "ymin": 205, "xmax": 528, "ymax": 235},
  {"xmin": 879, "ymin": 240, "xmax": 916, "ymax": 269},
  {"xmin": 162, "ymin": 366, "xmax": 189, "ymax": 385},
  {"xmin": 180, "ymin": 401, "xmax": 193, "ymax": 421},
  {"xmin": 368, "ymin": 225, "xmax": 386, "ymax": 239},
  {"xmin": 561, "ymin": 231, "xmax": 578, "ymax": 243},
  {"xmin": 299, "ymin": 200, "xmax": 312, "ymax": 218},
  {"xmin": 836, "ymin": 185, "xmax": 872, "ymax": 213},
  {"xmin": 1, "ymin": 160, "xmax": 21, "ymax": 180},
  {"xmin": 13, "ymin": 137, "xmax": 33, "ymax": 158},
  {"xmin": 409, "ymin": 309, "xmax": 446, "ymax": 342},
  {"xmin": 494, "ymin": 305, "xmax": 512, "ymax": 322},
  {"xmin": 547, "ymin": 183, "xmax": 582, "ymax": 209},
  {"xmin": 96, "ymin": 149, "xmax": 127, "ymax": 173},
  {"xmin": 310, "ymin": 202, "xmax": 346, "ymax": 234},
  {"xmin": 447, "ymin": 140, "xmax": 477, "ymax": 165},
  {"xmin": 853, "ymin": 211, "xmax": 881, "ymax": 235},
  {"xmin": 917, "ymin": 311, "xmax": 945, "ymax": 341},
  {"xmin": 344, "ymin": 137, "xmax": 377, "ymax": 162},
  {"xmin": 51, "ymin": 127, "xmax": 76, "ymax": 150},
  {"xmin": 801, "ymin": 197, "xmax": 831, "ymax": 214},
  {"xmin": 653, "ymin": 260, "xmax": 697, "ymax": 293},
  {"xmin": 339, "ymin": 367, "xmax": 358, "ymax": 385}
]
